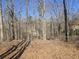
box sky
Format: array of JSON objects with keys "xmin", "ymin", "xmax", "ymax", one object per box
[{"xmin": 2, "ymin": 0, "xmax": 79, "ymax": 20}]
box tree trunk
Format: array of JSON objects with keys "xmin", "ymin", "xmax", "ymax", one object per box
[
  {"xmin": 0, "ymin": 0, "xmax": 3, "ymax": 41},
  {"xmin": 26, "ymin": 0, "xmax": 30, "ymax": 40},
  {"xmin": 38, "ymin": 0, "xmax": 46, "ymax": 40},
  {"xmin": 63, "ymin": 0, "xmax": 68, "ymax": 42},
  {"xmin": 9, "ymin": 0, "xmax": 15, "ymax": 40}
]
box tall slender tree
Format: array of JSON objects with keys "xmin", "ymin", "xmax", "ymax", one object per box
[
  {"xmin": 8, "ymin": 0, "xmax": 15, "ymax": 40},
  {"xmin": 6, "ymin": 0, "xmax": 12, "ymax": 41},
  {"xmin": 63, "ymin": 0, "xmax": 68, "ymax": 42},
  {"xmin": 38, "ymin": 0, "xmax": 46, "ymax": 40},
  {"xmin": 0, "ymin": 0, "xmax": 3, "ymax": 41},
  {"xmin": 17, "ymin": 0, "xmax": 22, "ymax": 40},
  {"xmin": 26, "ymin": 0, "xmax": 30, "ymax": 40}
]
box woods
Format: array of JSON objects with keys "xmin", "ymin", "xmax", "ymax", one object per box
[
  {"xmin": 0, "ymin": 0, "xmax": 79, "ymax": 59},
  {"xmin": 0, "ymin": 0, "xmax": 79, "ymax": 42}
]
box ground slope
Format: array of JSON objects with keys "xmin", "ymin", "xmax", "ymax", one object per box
[{"xmin": 20, "ymin": 40, "xmax": 79, "ymax": 59}]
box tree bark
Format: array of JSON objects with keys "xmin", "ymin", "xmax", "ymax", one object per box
[
  {"xmin": 38, "ymin": 0, "xmax": 46, "ymax": 40},
  {"xmin": 63, "ymin": 0, "xmax": 68, "ymax": 42},
  {"xmin": 0, "ymin": 0, "xmax": 3, "ymax": 41},
  {"xmin": 26, "ymin": 0, "xmax": 30, "ymax": 40}
]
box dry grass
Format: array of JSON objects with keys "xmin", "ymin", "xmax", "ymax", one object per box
[{"xmin": 20, "ymin": 40, "xmax": 79, "ymax": 59}]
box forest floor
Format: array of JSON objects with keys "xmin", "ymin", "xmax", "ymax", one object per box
[
  {"xmin": 0, "ymin": 40, "xmax": 21, "ymax": 54},
  {"xmin": 0, "ymin": 39, "xmax": 79, "ymax": 59},
  {"xmin": 20, "ymin": 39, "xmax": 79, "ymax": 59}
]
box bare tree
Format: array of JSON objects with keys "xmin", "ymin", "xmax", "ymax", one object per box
[
  {"xmin": 63, "ymin": 0, "xmax": 68, "ymax": 42},
  {"xmin": 38, "ymin": 0, "xmax": 46, "ymax": 40},
  {"xmin": 17, "ymin": 0, "xmax": 22, "ymax": 40},
  {"xmin": 8, "ymin": 0, "xmax": 15, "ymax": 40},
  {"xmin": 26, "ymin": 0, "xmax": 30, "ymax": 40},
  {"xmin": 0, "ymin": 0, "xmax": 3, "ymax": 41}
]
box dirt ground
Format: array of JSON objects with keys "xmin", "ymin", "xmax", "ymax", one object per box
[
  {"xmin": 0, "ymin": 40, "xmax": 21, "ymax": 54},
  {"xmin": 20, "ymin": 39, "xmax": 79, "ymax": 59}
]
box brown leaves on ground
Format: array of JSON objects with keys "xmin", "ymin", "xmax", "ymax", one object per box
[
  {"xmin": 0, "ymin": 40, "xmax": 21, "ymax": 54},
  {"xmin": 20, "ymin": 40, "xmax": 79, "ymax": 59}
]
